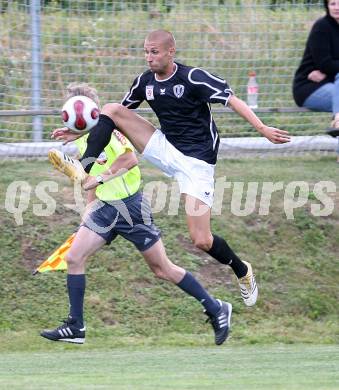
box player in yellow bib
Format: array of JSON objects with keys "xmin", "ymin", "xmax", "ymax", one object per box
[
  {"xmin": 75, "ymin": 128, "xmax": 141, "ymax": 201},
  {"xmin": 41, "ymin": 83, "xmax": 232, "ymax": 346}
]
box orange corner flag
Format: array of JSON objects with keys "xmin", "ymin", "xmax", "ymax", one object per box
[{"xmin": 33, "ymin": 233, "xmax": 75, "ymax": 275}]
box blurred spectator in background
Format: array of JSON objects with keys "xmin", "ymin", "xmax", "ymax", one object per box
[{"xmin": 293, "ymin": 0, "xmax": 339, "ymax": 163}]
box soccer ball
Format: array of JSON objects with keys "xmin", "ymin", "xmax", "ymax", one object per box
[{"xmin": 61, "ymin": 95, "xmax": 100, "ymax": 133}]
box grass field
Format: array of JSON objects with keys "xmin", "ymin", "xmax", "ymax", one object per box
[
  {"xmin": 0, "ymin": 156, "xmax": 338, "ymax": 388},
  {"xmin": 0, "ymin": 345, "xmax": 338, "ymax": 390}
]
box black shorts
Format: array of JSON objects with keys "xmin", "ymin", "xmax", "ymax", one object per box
[{"xmin": 83, "ymin": 191, "xmax": 161, "ymax": 252}]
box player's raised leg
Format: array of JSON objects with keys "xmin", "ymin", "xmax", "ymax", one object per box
[
  {"xmin": 80, "ymin": 103, "xmax": 156, "ymax": 173},
  {"xmin": 101, "ymin": 103, "xmax": 155, "ymax": 153},
  {"xmin": 141, "ymin": 239, "xmax": 232, "ymax": 345},
  {"xmin": 40, "ymin": 226, "xmax": 106, "ymax": 344},
  {"xmin": 49, "ymin": 102, "xmax": 156, "ymax": 181},
  {"xmin": 184, "ymin": 194, "xmax": 258, "ymax": 307}
]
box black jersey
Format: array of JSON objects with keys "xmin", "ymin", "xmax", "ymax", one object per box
[{"xmin": 121, "ymin": 62, "xmax": 233, "ymax": 164}]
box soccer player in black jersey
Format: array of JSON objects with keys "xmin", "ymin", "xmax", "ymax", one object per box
[
  {"xmin": 51, "ymin": 29, "xmax": 290, "ymax": 307},
  {"xmin": 43, "ymin": 83, "xmax": 232, "ymax": 346}
]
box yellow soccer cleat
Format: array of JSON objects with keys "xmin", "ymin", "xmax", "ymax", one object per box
[
  {"xmin": 48, "ymin": 149, "xmax": 87, "ymax": 182},
  {"xmin": 238, "ymin": 261, "xmax": 258, "ymax": 307}
]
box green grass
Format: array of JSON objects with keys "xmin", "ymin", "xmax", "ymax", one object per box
[
  {"xmin": 0, "ymin": 156, "xmax": 338, "ymax": 350},
  {"xmin": 0, "ymin": 156, "xmax": 338, "ymax": 388},
  {"xmin": 0, "ymin": 345, "xmax": 338, "ymax": 389}
]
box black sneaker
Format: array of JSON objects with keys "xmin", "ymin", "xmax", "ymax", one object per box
[
  {"xmin": 40, "ymin": 316, "xmax": 85, "ymax": 344},
  {"xmin": 205, "ymin": 299, "xmax": 232, "ymax": 345}
]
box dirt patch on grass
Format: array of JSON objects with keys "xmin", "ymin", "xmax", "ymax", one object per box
[
  {"xmin": 46, "ymin": 205, "xmax": 79, "ymax": 230},
  {"xmin": 42, "ymin": 184, "xmax": 82, "ymax": 230},
  {"xmin": 177, "ymin": 234, "xmax": 234, "ymax": 288},
  {"xmin": 21, "ymin": 238, "xmax": 45, "ymax": 272}
]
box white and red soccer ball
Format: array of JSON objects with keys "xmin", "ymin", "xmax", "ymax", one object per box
[{"xmin": 61, "ymin": 95, "xmax": 100, "ymax": 133}]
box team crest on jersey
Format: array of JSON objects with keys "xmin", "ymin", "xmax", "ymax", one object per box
[
  {"xmin": 146, "ymin": 85, "xmax": 154, "ymax": 100},
  {"xmin": 113, "ymin": 129, "xmax": 127, "ymax": 145},
  {"xmin": 173, "ymin": 84, "xmax": 185, "ymax": 98}
]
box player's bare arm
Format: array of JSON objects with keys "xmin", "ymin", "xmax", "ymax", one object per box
[
  {"xmin": 82, "ymin": 150, "xmax": 138, "ymax": 191},
  {"xmin": 228, "ymin": 95, "xmax": 291, "ymax": 144},
  {"xmin": 51, "ymin": 126, "xmax": 83, "ymax": 144}
]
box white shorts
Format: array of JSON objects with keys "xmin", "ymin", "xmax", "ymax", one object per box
[{"xmin": 142, "ymin": 129, "xmax": 215, "ymax": 207}]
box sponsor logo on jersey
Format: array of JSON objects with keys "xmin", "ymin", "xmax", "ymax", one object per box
[
  {"xmin": 160, "ymin": 88, "xmax": 166, "ymax": 95},
  {"xmin": 113, "ymin": 129, "xmax": 127, "ymax": 145},
  {"xmin": 173, "ymin": 84, "xmax": 185, "ymax": 98},
  {"xmin": 146, "ymin": 85, "xmax": 154, "ymax": 100}
]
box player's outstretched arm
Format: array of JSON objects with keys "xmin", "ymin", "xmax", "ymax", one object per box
[
  {"xmin": 228, "ymin": 95, "xmax": 291, "ymax": 144},
  {"xmin": 51, "ymin": 127, "xmax": 84, "ymax": 145},
  {"xmin": 82, "ymin": 150, "xmax": 138, "ymax": 191}
]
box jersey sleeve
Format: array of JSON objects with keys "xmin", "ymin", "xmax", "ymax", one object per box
[
  {"xmin": 109, "ymin": 129, "xmax": 134, "ymax": 156},
  {"xmin": 121, "ymin": 74, "xmax": 145, "ymax": 109},
  {"xmin": 188, "ymin": 68, "xmax": 233, "ymax": 106}
]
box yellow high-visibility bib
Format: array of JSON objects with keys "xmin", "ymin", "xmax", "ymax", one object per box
[{"xmin": 75, "ymin": 130, "xmax": 141, "ymax": 201}]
